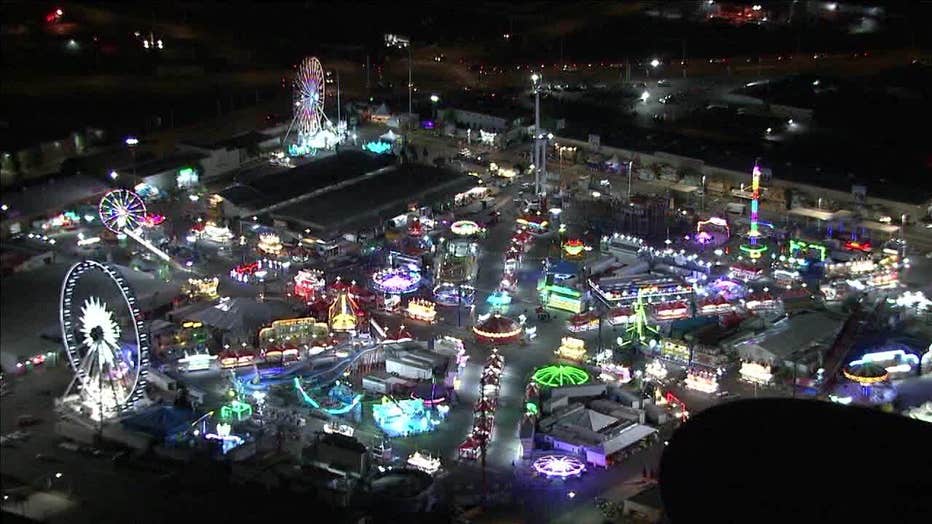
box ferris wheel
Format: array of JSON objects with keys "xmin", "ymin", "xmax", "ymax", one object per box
[
  {"xmin": 98, "ymin": 190, "xmax": 173, "ymax": 263},
  {"xmin": 283, "ymin": 56, "xmax": 336, "ymax": 156},
  {"xmin": 99, "ymin": 189, "xmax": 147, "ymax": 233},
  {"xmin": 60, "ymin": 260, "xmax": 149, "ymax": 422},
  {"xmin": 294, "ymin": 56, "xmax": 326, "ymax": 138}
]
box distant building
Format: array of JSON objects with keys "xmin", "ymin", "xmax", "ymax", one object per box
[
  {"xmin": 734, "ymin": 311, "xmax": 844, "ymax": 374},
  {"xmin": 311, "ymin": 433, "xmax": 369, "ymax": 478},
  {"xmin": 383, "ymin": 341, "xmax": 458, "ymax": 386},
  {"xmin": 362, "ymin": 371, "xmax": 411, "ymax": 395},
  {"xmin": 179, "ymin": 127, "xmax": 282, "ymax": 180},
  {"xmin": 536, "ymin": 401, "xmax": 657, "ymax": 467},
  {"xmin": 0, "ymin": 174, "xmax": 110, "ymax": 238}
]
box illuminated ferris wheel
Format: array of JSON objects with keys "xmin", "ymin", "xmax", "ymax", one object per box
[
  {"xmin": 294, "ymin": 56, "xmax": 326, "ymax": 139},
  {"xmin": 60, "ymin": 260, "xmax": 149, "ymax": 422},
  {"xmin": 99, "ymin": 189, "xmax": 146, "ymax": 233},
  {"xmin": 98, "ymin": 189, "xmax": 173, "ymax": 263},
  {"xmin": 283, "ymin": 56, "xmax": 338, "ymax": 156}
]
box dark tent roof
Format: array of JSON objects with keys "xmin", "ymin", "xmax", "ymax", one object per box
[
  {"xmin": 547, "ymin": 260, "xmax": 579, "ymax": 276},
  {"xmin": 121, "ymin": 406, "xmax": 197, "ymax": 438},
  {"xmin": 183, "ymin": 297, "xmax": 298, "ymax": 336}
]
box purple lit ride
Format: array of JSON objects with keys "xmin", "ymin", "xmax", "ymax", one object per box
[
  {"xmin": 371, "ymin": 267, "xmax": 422, "ymax": 295},
  {"xmin": 532, "ymin": 454, "xmax": 586, "ymax": 479}
]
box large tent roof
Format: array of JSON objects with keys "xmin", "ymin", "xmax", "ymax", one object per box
[
  {"xmin": 121, "ymin": 406, "xmax": 197, "ymax": 438},
  {"xmin": 183, "ymin": 297, "xmax": 297, "ymax": 336}
]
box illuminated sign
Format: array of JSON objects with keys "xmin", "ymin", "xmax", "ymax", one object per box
[
  {"xmin": 177, "ymin": 167, "xmax": 199, "ymax": 189},
  {"xmin": 789, "ymin": 239, "xmax": 827, "ymax": 261},
  {"xmin": 844, "ymin": 240, "xmax": 872, "ymax": 253}
]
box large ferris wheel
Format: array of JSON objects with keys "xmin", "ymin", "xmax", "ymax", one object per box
[
  {"xmin": 294, "ymin": 56, "xmax": 327, "ymax": 138},
  {"xmin": 60, "ymin": 260, "xmax": 150, "ymax": 422},
  {"xmin": 283, "ymin": 56, "xmax": 340, "ymax": 156}
]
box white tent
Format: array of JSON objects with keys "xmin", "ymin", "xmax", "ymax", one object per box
[
  {"xmin": 373, "ymin": 103, "xmax": 391, "ymax": 116},
  {"xmin": 380, "ymin": 129, "xmax": 399, "ymax": 142}
]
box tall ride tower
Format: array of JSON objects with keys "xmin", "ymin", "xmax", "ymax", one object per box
[{"xmin": 740, "ymin": 161, "xmax": 768, "ymax": 260}]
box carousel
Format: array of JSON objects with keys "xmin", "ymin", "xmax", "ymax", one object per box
[{"xmin": 473, "ymin": 314, "xmax": 522, "ymax": 345}]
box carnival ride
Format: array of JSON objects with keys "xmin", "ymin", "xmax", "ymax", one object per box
[
  {"xmin": 433, "ymin": 282, "xmax": 476, "ymax": 306},
  {"xmin": 562, "ymin": 239, "xmax": 586, "ymax": 258},
  {"xmin": 450, "ymin": 220, "xmax": 483, "ymax": 237},
  {"xmin": 329, "ymin": 290, "xmax": 362, "ymax": 332},
  {"xmin": 616, "ymin": 292, "xmax": 660, "ymax": 349},
  {"xmin": 233, "ymin": 342, "xmax": 381, "ymax": 392},
  {"xmin": 99, "ymin": 190, "xmax": 174, "ymax": 265},
  {"xmin": 739, "ymin": 162, "xmax": 769, "ymax": 260},
  {"xmin": 371, "ymin": 267, "xmax": 422, "ymax": 295},
  {"xmin": 435, "ymin": 238, "xmax": 479, "ymax": 285},
  {"xmin": 363, "ymin": 141, "xmax": 392, "ymax": 154},
  {"xmin": 294, "ymin": 377, "xmax": 364, "ymax": 415},
  {"xmin": 694, "ymin": 216, "xmax": 731, "ymax": 247},
  {"xmin": 830, "ymin": 359, "xmax": 898, "ymax": 407},
  {"xmin": 473, "ymin": 314, "xmax": 522, "ymax": 345},
  {"xmin": 555, "ymin": 337, "xmax": 587, "ymax": 361},
  {"xmin": 684, "ymin": 367, "xmax": 721, "ymax": 394},
  {"xmin": 59, "ymin": 261, "xmax": 150, "ymax": 422},
  {"xmin": 372, "ymin": 396, "xmax": 448, "ymax": 438},
  {"xmin": 531, "ymin": 364, "xmax": 590, "ymax": 388},
  {"xmin": 293, "ymin": 269, "xmax": 325, "ymax": 302},
  {"xmin": 532, "ymin": 454, "xmax": 586, "ymax": 479},
  {"xmin": 283, "ymin": 56, "xmax": 341, "ymax": 156}
]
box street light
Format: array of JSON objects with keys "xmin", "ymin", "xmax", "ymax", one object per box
[
  {"xmin": 125, "ymin": 136, "xmax": 139, "ymax": 183},
  {"xmin": 530, "ymin": 73, "xmax": 546, "ymax": 195},
  {"xmin": 640, "ymin": 91, "xmax": 651, "ymax": 102},
  {"xmin": 650, "ymin": 58, "xmax": 661, "ymax": 68},
  {"xmin": 430, "ymin": 94, "xmax": 440, "ymax": 120}
]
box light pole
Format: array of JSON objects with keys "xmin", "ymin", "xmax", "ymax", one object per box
[
  {"xmin": 408, "ymin": 44, "xmax": 413, "ymax": 117},
  {"xmin": 648, "ymin": 58, "xmax": 660, "ymax": 78},
  {"xmin": 430, "ymin": 94, "xmax": 439, "ymax": 121},
  {"xmin": 700, "ymin": 175, "xmax": 706, "ymax": 212},
  {"xmin": 125, "ymin": 136, "xmax": 139, "ymax": 186},
  {"xmin": 530, "ymin": 73, "xmax": 547, "ymax": 196}
]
